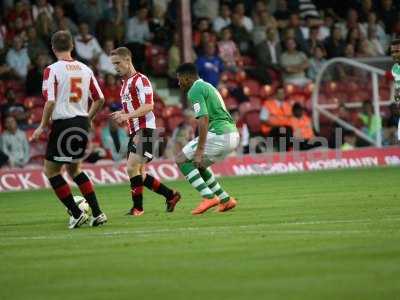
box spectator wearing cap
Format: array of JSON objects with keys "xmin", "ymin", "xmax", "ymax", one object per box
[
  {"xmin": 195, "ymin": 43, "xmax": 224, "ymax": 87},
  {"xmin": 280, "ymin": 38, "xmax": 310, "ymax": 86},
  {"xmin": 5, "ymin": 36, "xmax": 31, "ymax": 80},
  {"xmin": 0, "ymin": 116, "xmax": 30, "ymax": 167}
]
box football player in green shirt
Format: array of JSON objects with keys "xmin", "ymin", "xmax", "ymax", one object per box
[
  {"xmin": 391, "ymin": 38, "xmax": 400, "ymax": 140},
  {"xmin": 175, "ymin": 63, "xmax": 240, "ymax": 214}
]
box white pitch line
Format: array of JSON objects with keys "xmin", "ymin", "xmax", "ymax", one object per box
[{"xmin": 1, "ymin": 216, "xmax": 400, "ymax": 241}]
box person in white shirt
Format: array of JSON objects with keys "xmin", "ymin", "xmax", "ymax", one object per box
[
  {"xmin": 125, "ymin": 6, "xmax": 151, "ymax": 44},
  {"xmin": 32, "ymin": 0, "xmax": 54, "ymax": 21},
  {"xmin": 213, "ymin": 3, "xmax": 231, "ymax": 33},
  {"xmin": 30, "ymin": 30, "xmax": 106, "ymax": 229},
  {"xmin": 6, "ymin": 36, "xmax": 31, "ymax": 79},
  {"xmin": 98, "ymin": 40, "xmax": 117, "ymax": 75},
  {"xmin": 234, "ymin": 2, "xmax": 253, "ymax": 32},
  {"xmin": 74, "ymin": 22, "xmax": 102, "ymax": 63},
  {"xmin": 0, "ymin": 116, "xmax": 30, "ymax": 168}
]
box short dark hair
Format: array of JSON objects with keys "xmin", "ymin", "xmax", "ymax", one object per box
[
  {"xmin": 110, "ymin": 47, "xmax": 132, "ymax": 58},
  {"xmin": 51, "ymin": 30, "xmax": 73, "ymax": 52},
  {"xmin": 176, "ymin": 63, "xmax": 198, "ymax": 76}
]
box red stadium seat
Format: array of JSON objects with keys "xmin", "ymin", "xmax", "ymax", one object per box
[
  {"xmin": 249, "ymin": 96, "xmax": 261, "ymax": 109},
  {"xmin": 167, "ymin": 115, "xmax": 184, "ymax": 132},
  {"xmin": 259, "ymin": 84, "xmax": 275, "ymax": 99},
  {"xmin": 151, "ymin": 54, "xmax": 168, "ymax": 76},
  {"xmin": 242, "ymin": 79, "xmax": 260, "ymax": 96},
  {"xmin": 239, "ymin": 101, "xmax": 253, "ymax": 115},
  {"xmin": 224, "ymin": 96, "xmax": 238, "ymax": 110},
  {"xmin": 28, "ymin": 107, "xmax": 44, "ymax": 125},
  {"xmin": 163, "ymin": 105, "xmax": 182, "ymax": 118},
  {"xmin": 243, "ymin": 110, "xmax": 261, "ymax": 135},
  {"xmin": 220, "ymin": 71, "xmax": 236, "ymax": 82},
  {"xmin": 24, "ymin": 96, "xmax": 44, "ymax": 109}
]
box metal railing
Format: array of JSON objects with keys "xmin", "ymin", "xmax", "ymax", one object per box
[{"xmin": 311, "ymin": 57, "xmax": 393, "ymax": 148}]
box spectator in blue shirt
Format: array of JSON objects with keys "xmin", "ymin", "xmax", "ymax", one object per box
[{"xmin": 195, "ymin": 42, "xmax": 224, "ymax": 87}]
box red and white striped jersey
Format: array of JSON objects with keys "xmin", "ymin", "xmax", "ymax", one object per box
[
  {"xmin": 42, "ymin": 59, "xmax": 103, "ymax": 120},
  {"xmin": 120, "ymin": 72, "xmax": 156, "ymax": 135}
]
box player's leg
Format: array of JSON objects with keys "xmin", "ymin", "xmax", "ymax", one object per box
[
  {"xmin": 126, "ymin": 152, "xmax": 145, "ymax": 215},
  {"xmin": 66, "ymin": 163, "xmax": 107, "ymax": 226},
  {"xmin": 44, "ymin": 160, "xmax": 88, "ymax": 227},
  {"xmin": 142, "ymin": 168, "xmax": 181, "ymax": 212},
  {"xmin": 198, "ymin": 131, "xmax": 241, "ymax": 212},
  {"xmin": 175, "ymin": 138, "xmax": 219, "ymax": 214},
  {"xmin": 198, "ymin": 167, "xmax": 230, "ymax": 202}
]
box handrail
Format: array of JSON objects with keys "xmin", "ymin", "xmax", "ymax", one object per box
[{"xmin": 312, "ymin": 57, "xmax": 389, "ymax": 148}]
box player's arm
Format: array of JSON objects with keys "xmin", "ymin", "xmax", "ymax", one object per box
[
  {"xmin": 30, "ymin": 67, "xmax": 56, "ymax": 142},
  {"xmin": 189, "ymin": 88, "xmax": 209, "ymax": 167},
  {"xmin": 112, "ymin": 77, "xmax": 154, "ymax": 123},
  {"xmin": 194, "ymin": 115, "xmax": 209, "ymax": 167},
  {"xmin": 88, "ymin": 74, "xmax": 105, "ymax": 122}
]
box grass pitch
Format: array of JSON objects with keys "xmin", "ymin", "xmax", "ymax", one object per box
[{"xmin": 0, "ymin": 167, "xmax": 399, "ymax": 300}]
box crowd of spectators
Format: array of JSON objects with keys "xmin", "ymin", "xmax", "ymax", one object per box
[{"xmin": 0, "ymin": 0, "xmax": 399, "ymax": 168}]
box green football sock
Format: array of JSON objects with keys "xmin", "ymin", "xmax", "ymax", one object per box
[
  {"xmin": 199, "ymin": 168, "xmax": 230, "ymax": 203},
  {"xmin": 179, "ymin": 162, "xmax": 215, "ymax": 199}
]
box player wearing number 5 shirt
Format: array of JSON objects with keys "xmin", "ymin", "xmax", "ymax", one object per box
[{"xmin": 30, "ymin": 31, "xmax": 107, "ymax": 229}]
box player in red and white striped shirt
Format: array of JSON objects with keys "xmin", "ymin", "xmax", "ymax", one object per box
[
  {"xmin": 110, "ymin": 47, "xmax": 180, "ymax": 216},
  {"xmin": 30, "ymin": 31, "xmax": 107, "ymax": 229}
]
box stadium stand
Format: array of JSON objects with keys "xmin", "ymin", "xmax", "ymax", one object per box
[{"xmin": 0, "ymin": 0, "xmax": 399, "ymax": 169}]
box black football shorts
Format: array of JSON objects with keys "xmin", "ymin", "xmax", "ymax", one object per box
[{"xmin": 45, "ymin": 116, "xmax": 90, "ymax": 164}]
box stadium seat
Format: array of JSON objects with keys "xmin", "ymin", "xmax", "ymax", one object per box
[
  {"xmin": 242, "ymin": 79, "xmax": 261, "ymax": 96},
  {"xmin": 220, "ymin": 71, "xmax": 236, "ymax": 82},
  {"xmin": 163, "ymin": 105, "xmax": 182, "ymax": 118},
  {"xmin": 235, "ymin": 70, "xmax": 247, "ymax": 82},
  {"xmin": 151, "ymin": 53, "xmax": 168, "ymax": 76},
  {"xmin": 28, "ymin": 107, "xmax": 44, "ymax": 125},
  {"xmin": 24, "ymin": 96, "xmax": 44, "ymax": 109},
  {"xmin": 249, "ymin": 96, "xmax": 261, "ymax": 109},
  {"xmin": 167, "ymin": 115, "xmax": 184, "ymax": 132},
  {"xmin": 224, "ymin": 96, "xmax": 238, "ymax": 110},
  {"xmin": 243, "ymin": 110, "xmax": 262, "ymax": 135},
  {"xmin": 259, "ymin": 84, "xmax": 275, "ymax": 99}
]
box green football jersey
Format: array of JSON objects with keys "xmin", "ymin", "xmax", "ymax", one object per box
[
  {"xmin": 392, "ymin": 63, "xmax": 400, "ymax": 89},
  {"xmin": 187, "ymin": 79, "xmax": 237, "ymax": 135}
]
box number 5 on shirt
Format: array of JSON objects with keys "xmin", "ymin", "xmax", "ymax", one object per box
[{"xmin": 70, "ymin": 77, "xmax": 82, "ymax": 102}]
